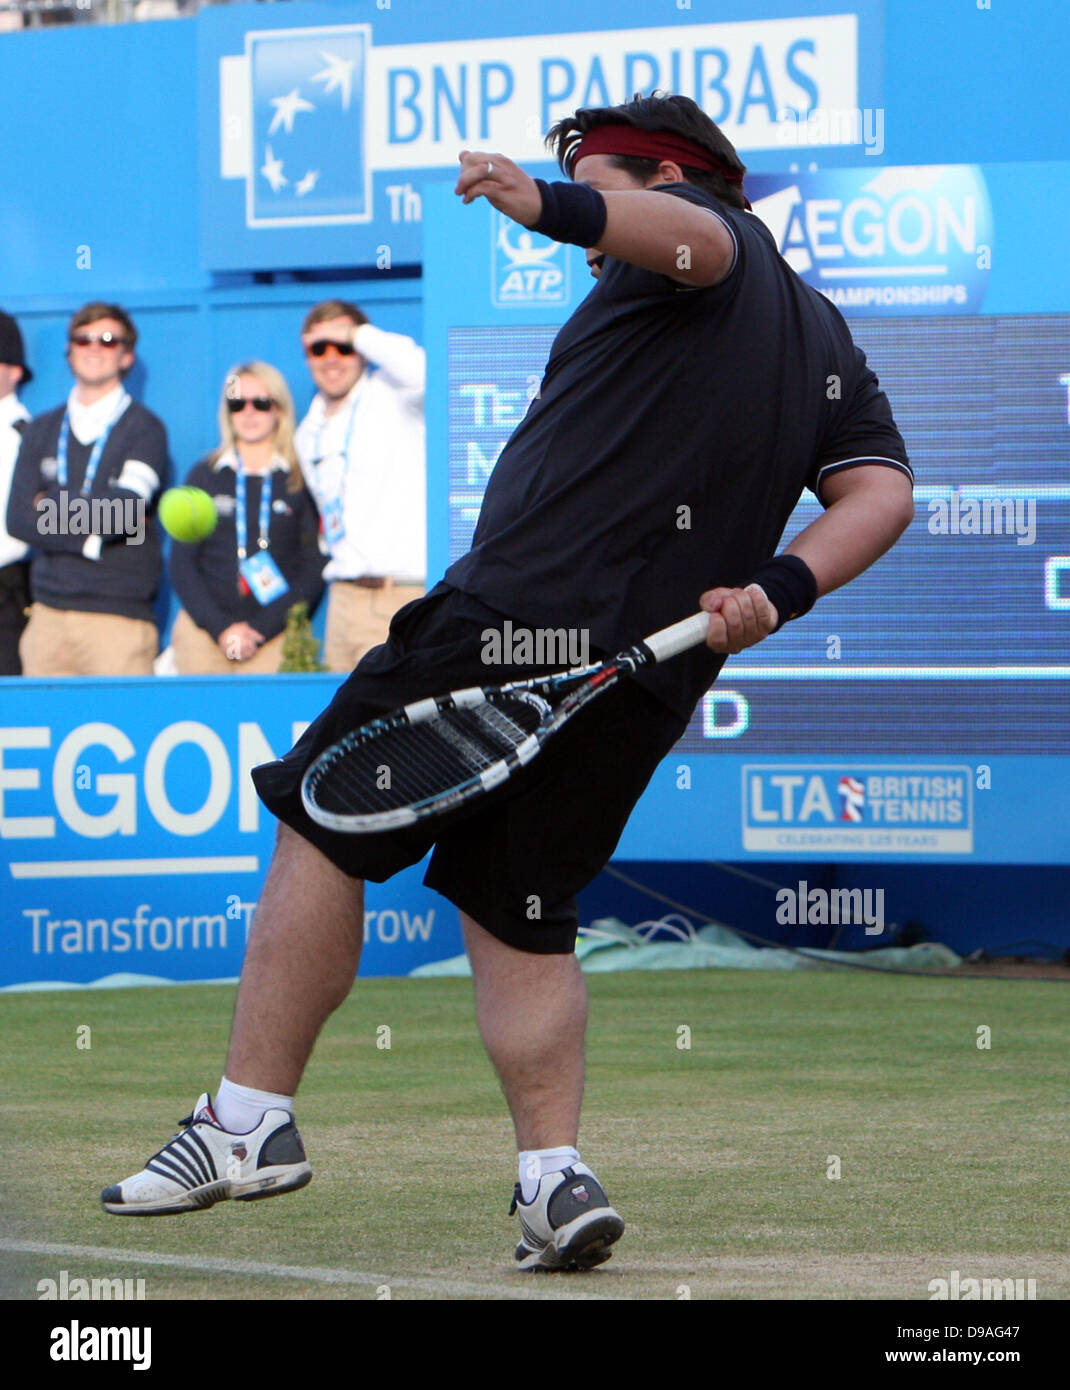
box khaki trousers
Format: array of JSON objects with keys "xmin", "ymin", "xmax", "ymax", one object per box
[
  {"xmin": 171, "ymin": 609, "xmax": 286, "ymax": 675},
  {"xmin": 19, "ymin": 602, "xmax": 157, "ymax": 676},
  {"xmin": 324, "ymin": 579, "xmax": 425, "ymax": 673}
]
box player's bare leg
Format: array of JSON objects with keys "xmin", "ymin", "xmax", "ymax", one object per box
[
  {"xmin": 460, "ymin": 911, "xmax": 624, "ymax": 1268},
  {"xmin": 102, "ymin": 822, "xmax": 362, "ymax": 1215},
  {"xmin": 225, "ymin": 822, "xmax": 365, "ymax": 1094},
  {"xmin": 460, "ymin": 911, "xmax": 586, "ymax": 1147}
]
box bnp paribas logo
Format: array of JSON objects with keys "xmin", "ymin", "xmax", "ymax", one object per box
[{"xmin": 245, "ymin": 24, "xmax": 370, "ymax": 227}]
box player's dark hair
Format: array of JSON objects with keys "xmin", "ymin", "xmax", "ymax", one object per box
[
  {"xmin": 545, "ymin": 92, "xmax": 748, "ymax": 209},
  {"xmin": 302, "ymin": 300, "xmax": 369, "ymax": 335}
]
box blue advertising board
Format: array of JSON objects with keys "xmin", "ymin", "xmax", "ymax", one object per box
[
  {"xmin": 747, "ymin": 164, "xmax": 994, "ymax": 314},
  {"xmin": 198, "ymin": 0, "xmax": 887, "ymax": 271},
  {"xmin": 423, "ymin": 164, "xmax": 1070, "ymax": 865},
  {"xmin": 3, "ymin": 1, "xmax": 1070, "ymax": 988},
  {"xmin": 2, "ymin": 0, "xmax": 1068, "ymax": 299},
  {"xmin": 0, "ymin": 677, "xmax": 462, "ymax": 990}
]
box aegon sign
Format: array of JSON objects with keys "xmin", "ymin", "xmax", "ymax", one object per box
[{"xmin": 0, "ymin": 720, "xmax": 307, "ymax": 840}]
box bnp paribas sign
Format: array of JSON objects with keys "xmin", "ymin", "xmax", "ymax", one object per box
[{"xmin": 198, "ymin": 0, "xmax": 884, "ymax": 271}]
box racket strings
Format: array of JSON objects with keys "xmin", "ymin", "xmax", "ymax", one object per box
[
  {"xmin": 311, "ymin": 697, "xmax": 543, "ymax": 815},
  {"xmin": 457, "ymin": 699, "xmax": 543, "ymax": 753}
]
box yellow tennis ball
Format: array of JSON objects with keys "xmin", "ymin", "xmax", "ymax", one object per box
[{"xmin": 159, "ymin": 486, "xmax": 218, "ymax": 542}]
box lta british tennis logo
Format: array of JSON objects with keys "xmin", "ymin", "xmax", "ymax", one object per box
[
  {"xmin": 742, "ymin": 764, "xmax": 973, "ymax": 854},
  {"xmin": 246, "ymin": 25, "xmax": 371, "ymax": 227},
  {"xmin": 491, "ymin": 210, "xmax": 570, "ymax": 308},
  {"xmin": 838, "ymin": 775, "xmax": 865, "ymax": 822}
]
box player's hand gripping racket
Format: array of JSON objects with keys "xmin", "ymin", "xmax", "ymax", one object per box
[{"xmin": 300, "ymin": 611, "xmax": 711, "ymax": 834}]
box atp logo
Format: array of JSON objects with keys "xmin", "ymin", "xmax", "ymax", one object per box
[
  {"xmin": 246, "ymin": 24, "xmax": 371, "ymax": 227},
  {"xmin": 491, "ymin": 211, "xmax": 569, "ymax": 307}
]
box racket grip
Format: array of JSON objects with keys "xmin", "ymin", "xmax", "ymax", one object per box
[{"xmin": 642, "ymin": 612, "xmax": 711, "ymax": 663}]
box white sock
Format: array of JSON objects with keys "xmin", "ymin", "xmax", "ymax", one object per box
[
  {"xmin": 214, "ymin": 1076, "xmax": 294, "ymax": 1134},
  {"xmin": 518, "ymin": 1146, "xmax": 581, "ymax": 1204}
]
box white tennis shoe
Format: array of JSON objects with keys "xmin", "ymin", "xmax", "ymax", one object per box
[
  {"xmin": 511, "ymin": 1163, "xmax": 625, "ymax": 1271},
  {"xmin": 101, "ymin": 1093, "xmax": 311, "ymax": 1216}
]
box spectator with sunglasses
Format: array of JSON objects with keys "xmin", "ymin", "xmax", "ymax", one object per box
[
  {"xmin": 169, "ymin": 362, "xmax": 324, "ymax": 673},
  {"xmin": 6, "ymin": 302, "xmax": 169, "ymax": 675},
  {"xmin": 295, "ymin": 299, "xmax": 425, "ymax": 671}
]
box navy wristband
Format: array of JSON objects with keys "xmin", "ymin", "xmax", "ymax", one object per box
[
  {"xmin": 531, "ymin": 179, "xmax": 608, "ymax": 247},
  {"xmin": 748, "ymin": 555, "xmax": 818, "ymax": 632}
]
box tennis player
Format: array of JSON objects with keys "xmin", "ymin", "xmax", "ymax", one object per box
[{"xmin": 102, "ymin": 94, "xmax": 914, "ymax": 1272}]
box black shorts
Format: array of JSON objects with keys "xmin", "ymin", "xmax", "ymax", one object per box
[{"xmin": 251, "ymin": 583, "xmax": 688, "ymax": 954}]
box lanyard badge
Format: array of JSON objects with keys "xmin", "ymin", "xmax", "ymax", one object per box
[
  {"xmin": 235, "ymin": 469, "xmax": 290, "ymax": 605},
  {"xmin": 311, "ymin": 394, "xmax": 360, "ymax": 550},
  {"xmin": 56, "ymin": 397, "xmax": 127, "ymax": 496}
]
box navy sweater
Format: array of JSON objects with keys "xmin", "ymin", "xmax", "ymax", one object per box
[
  {"xmin": 6, "ymin": 400, "xmax": 170, "ymax": 623},
  {"xmin": 169, "ymin": 457, "xmax": 325, "ymax": 643}
]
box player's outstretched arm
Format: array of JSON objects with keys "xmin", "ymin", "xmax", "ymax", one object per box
[
  {"xmin": 454, "ymin": 149, "xmax": 733, "ymax": 286},
  {"xmin": 590, "ymin": 190, "xmax": 733, "ymax": 286},
  {"xmin": 455, "ymin": 149, "xmax": 543, "ymax": 220}
]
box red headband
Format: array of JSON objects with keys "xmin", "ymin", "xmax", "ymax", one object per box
[{"xmin": 569, "ymin": 125, "xmax": 745, "ymax": 186}]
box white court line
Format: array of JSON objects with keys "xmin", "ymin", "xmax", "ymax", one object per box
[
  {"xmin": 8, "ymin": 857, "xmax": 259, "ymax": 880},
  {"xmin": 0, "ymin": 1239, "xmax": 610, "ymax": 1301}
]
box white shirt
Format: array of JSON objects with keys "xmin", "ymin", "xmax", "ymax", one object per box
[
  {"xmin": 67, "ymin": 381, "xmax": 130, "ymax": 445},
  {"xmin": 294, "ymin": 323, "xmax": 425, "ymax": 583},
  {"xmin": 0, "ymin": 389, "xmax": 30, "ymax": 568},
  {"xmin": 211, "ymin": 447, "xmax": 292, "ymax": 477}
]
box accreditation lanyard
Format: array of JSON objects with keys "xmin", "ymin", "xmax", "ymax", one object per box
[
  {"xmin": 56, "ymin": 397, "xmax": 126, "ymax": 496},
  {"xmin": 312, "ymin": 390, "xmax": 360, "ymax": 490},
  {"xmin": 235, "ymin": 468, "xmax": 274, "ymax": 562}
]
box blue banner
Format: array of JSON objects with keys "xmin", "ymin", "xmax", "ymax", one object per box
[
  {"xmin": 199, "ymin": 0, "xmax": 886, "ymax": 271},
  {"xmin": 0, "ymin": 677, "xmax": 462, "ymax": 989},
  {"xmin": 617, "ymin": 754, "xmax": 1070, "ymax": 866},
  {"xmin": 745, "ymin": 164, "xmax": 993, "ymax": 314},
  {"xmin": 423, "ymin": 172, "xmax": 1070, "ymax": 867}
]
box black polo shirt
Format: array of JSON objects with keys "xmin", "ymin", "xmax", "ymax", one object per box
[{"xmin": 444, "ymin": 182, "xmax": 912, "ymax": 720}]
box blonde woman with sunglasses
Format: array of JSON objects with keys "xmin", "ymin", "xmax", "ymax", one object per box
[{"xmin": 170, "ymin": 362, "xmax": 324, "ymax": 673}]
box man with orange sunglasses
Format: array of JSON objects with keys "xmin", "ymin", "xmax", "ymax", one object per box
[{"xmin": 295, "ymin": 299, "xmax": 426, "ymax": 672}]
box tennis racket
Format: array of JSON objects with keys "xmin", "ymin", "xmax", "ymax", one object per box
[{"xmin": 300, "ymin": 610, "xmax": 712, "ymax": 834}]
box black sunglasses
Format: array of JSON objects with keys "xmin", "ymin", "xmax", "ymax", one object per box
[
  {"xmin": 308, "ymin": 339, "xmax": 357, "ymax": 357},
  {"xmin": 226, "ymin": 396, "xmax": 275, "ymax": 413}
]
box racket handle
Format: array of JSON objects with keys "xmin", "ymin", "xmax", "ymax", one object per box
[{"xmin": 642, "ymin": 612, "xmax": 711, "ymax": 663}]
